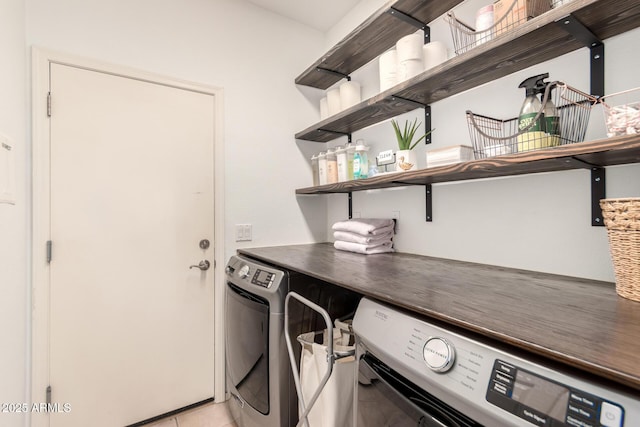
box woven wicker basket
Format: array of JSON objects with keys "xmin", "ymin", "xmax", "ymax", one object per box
[{"xmin": 600, "ymin": 198, "xmax": 640, "ymax": 302}]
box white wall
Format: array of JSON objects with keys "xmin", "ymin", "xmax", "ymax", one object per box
[
  {"xmin": 3, "ymin": 2, "xmax": 639, "ymax": 425},
  {"xmin": 0, "ymin": 0, "xmax": 27, "ymax": 426},
  {"xmin": 26, "ymin": 0, "xmax": 328, "ymax": 264},
  {"xmin": 318, "ymin": 2, "xmax": 640, "ymax": 281},
  {"xmin": 0, "ymin": 0, "xmax": 327, "ymax": 424}
]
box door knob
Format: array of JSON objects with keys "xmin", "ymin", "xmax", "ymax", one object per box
[{"xmin": 190, "ymin": 260, "xmax": 211, "ymax": 271}]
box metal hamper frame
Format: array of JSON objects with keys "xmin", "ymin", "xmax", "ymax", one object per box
[{"xmin": 284, "ymin": 291, "xmax": 355, "ymax": 427}]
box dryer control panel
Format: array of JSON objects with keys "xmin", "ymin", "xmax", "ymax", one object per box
[{"xmin": 251, "ymin": 269, "xmax": 275, "ymax": 288}]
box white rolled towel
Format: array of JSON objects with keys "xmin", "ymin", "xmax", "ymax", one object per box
[
  {"xmin": 333, "ymin": 230, "xmax": 393, "ymax": 245},
  {"xmin": 334, "ymin": 240, "xmax": 394, "ymax": 255},
  {"xmin": 332, "ymin": 218, "xmax": 395, "ymax": 236}
]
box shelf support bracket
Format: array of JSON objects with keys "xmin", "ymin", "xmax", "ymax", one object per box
[
  {"xmin": 591, "ymin": 167, "xmax": 606, "ymax": 227},
  {"xmin": 555, "ymin": 14, "xmax": 604, "ymax": 97},
  {"xmin": 317, "ymin": 129, "xmax": 352, "ymax": 143},
  {"xmin": 566, "ymin": 157, "xmax": 606, "ymax": 227},
  {"xmin": 315, "ymin": 67, "xmax": 351, "ymax": 82},
  {"xmin": 424, "ymin": 105, "xmax": 432, "ymax": 145},
  {"xmin": 348, "ymin": 192, "xmax": 353, "ymax": 219},
  {"xmin": 425, "ymin": 185, "xmax": 433, "ymax": 222},
  {"xmin": 387, "ymin": 7, "xmax": 429, "ymax": 35},
  {"xmin": 390, "ymin": 96, "xmax": 432, "ymax": 145}
]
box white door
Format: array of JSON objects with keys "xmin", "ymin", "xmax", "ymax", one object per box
[{"xmin": 48, "ymin": 62, "xmax": 216, "ymax": 427}]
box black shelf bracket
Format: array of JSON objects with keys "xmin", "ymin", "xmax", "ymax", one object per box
[
  {"xmin": 425, "ymin": 184, "xmax": 433, "ymax": 222},
  {"xmin": 389, "ymin": 95, "xmax": 433, "ymax": 221},
  {"xmin": 424, "ymin": 105, "xmax": 432, "ymax": 145},
  {"xmin": 566, "ymin": 157, "xmax": 606, "ymax": 226},
  {"xmin": 348, "ymin": 192, "xmax": 353, "ymax": 219},
  {"xmin": 556, "ymin": 14, "xmax": 604, "ymax": 97},
  {"xmin": 387, "ymin": 7, "xmax": 429, "ymax": 34},
  {"xmin": 389, "ymin": 96, "xmax": 432, "ymax": 145},
  {"xmin": 591, "ymin": 167, "xmax": 606, "ymax": 227},
  {"xmin": 318, "ymin": 129, "xmax": 352, "ymax": 143},
  {"xmin": 316, "ymin": 67, "xmax": 351, "ymax": 82}
]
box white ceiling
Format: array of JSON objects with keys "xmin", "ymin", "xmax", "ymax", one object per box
[{"xmin": 246, "ymin": 0, "xmax": 361, "ymax": 32}]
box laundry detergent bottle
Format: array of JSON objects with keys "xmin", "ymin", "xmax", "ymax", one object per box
[
  {"xmin": 353, "ymin": 140, "xmax": 369, "ymax": 179},
  {"xmin": 517, "ymin": 73, "xmax": 547, "ymax": 153}
]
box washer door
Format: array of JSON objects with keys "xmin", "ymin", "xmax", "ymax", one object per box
[
  {"xmin": 357, "ymin": 353, "xmax": 482, "ymax": 427},
  {"xmin": 226, "ymin": 282, "xmax": 270, "ymax": 414}
]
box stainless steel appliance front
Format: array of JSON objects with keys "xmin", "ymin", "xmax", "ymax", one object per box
[
  {"xmin": 225, "ymin": 255, "xmax": 294, "ymax": 427},
  {"xmin": 225, "ymin": 254, "xmax": 362, "ymax": 427},
  {"xmin": 353, "ymin": 298, "xmax": 638, "ymax": 427}
]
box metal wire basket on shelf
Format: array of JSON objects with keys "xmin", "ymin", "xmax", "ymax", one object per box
[
  {"xmin": 467, "ymin": 82, "xmax": 597, "ymax": 159},
  {"xmin": 599, "ymin": 87, "xmax": 640, "ymax": 137},
  {"xmin": 445, "ymin": 0, "xmax": 552, "ymax": 55}
]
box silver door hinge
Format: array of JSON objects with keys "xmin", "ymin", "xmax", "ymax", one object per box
[
  {"xmin": 46, "ymin": 385, "xmax": 52, "ymax": 404},
  {"xmin": 46, "ymin": 240, "xmax": 52, "ymax": 263},
  {"xmin": 47, "ymin": 92, "xmax": 51, "ymax": 117}
]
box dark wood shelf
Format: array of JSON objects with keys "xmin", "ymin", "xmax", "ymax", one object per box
[
  {"xmin": 295, "ymin": 0, "xmax": 463, "ymax": 90},
  {"xmin": 296, "ymin": 134, "xmax": 640, "ymax": 194},
  {"xmin": 239, "ymin": 243, "xmax": 640, "ymax": 392},
  {"xmin": 295, "ymin": 0, "xmax": 640, "ymax": 143}
]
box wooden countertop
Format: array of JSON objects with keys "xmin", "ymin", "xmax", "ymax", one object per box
[{"xmin": 238, "ymin": 243, "xmax": 640, "ymax": 392}]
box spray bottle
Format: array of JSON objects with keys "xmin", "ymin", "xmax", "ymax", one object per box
[
  {"xmin": 539, "ymin": 80, "xmax": 560, "ymax": 147},
  {"xmin": 517, "ymin": 73, "xmax": 548, "ymax": 152}
]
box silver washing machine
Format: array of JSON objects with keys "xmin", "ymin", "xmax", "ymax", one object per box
[
  {"xmin": 353, "ymin": 297, "xmax": 639, "ymax": 427},
  {"xmin": 225, "ymin": 254, "xmax": 362, "ymax": 427},
  {"xmin": 225, "ymin": 255, "xmax": 295, "ymax": 427}
]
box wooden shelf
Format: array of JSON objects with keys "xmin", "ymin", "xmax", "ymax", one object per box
[
  {"xmin": 295, "ymin": 0, "xmax": 640, "ymax": 143},
  {"xmin": 239, "ymin": 243, "xmax": 640, "ymax": 392},
  {"xmin": 295, "ymin": 134, "xmax": 640, "ymax": 194},
  {"xmin": 295, "ymin": 0, "xmax": 463, "ymax": 90}
]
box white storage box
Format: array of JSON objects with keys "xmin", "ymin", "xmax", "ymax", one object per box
[{"xmin": 426, "ymin": 145, "xmax": 474, "ymax": 168}]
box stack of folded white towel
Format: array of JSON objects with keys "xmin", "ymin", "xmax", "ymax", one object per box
[{"xmin": 332, "ymin": 218, "xmax": 395, "ymax": 255}]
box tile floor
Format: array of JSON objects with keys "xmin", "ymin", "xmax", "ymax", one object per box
[{"xmin": 146, "ymin": 401, "xmax": 238, "ymax": 427}]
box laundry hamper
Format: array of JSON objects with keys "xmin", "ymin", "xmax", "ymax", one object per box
[
  {"xmin": 600, "ymin": 198, "xmax": 640, "ymax": 302},
  {"xmin": 285, "ymin": 292, "xmax": 356, "ymax": 427}
]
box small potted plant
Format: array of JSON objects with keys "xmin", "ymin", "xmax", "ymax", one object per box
[{"xmin": 391, "ymin": 118, "xmax": 434, "ymax": 171}]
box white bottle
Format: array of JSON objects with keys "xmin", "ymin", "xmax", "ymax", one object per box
[
  {"xmin": 311, "ymin": 154, "xmax": 319, "ymax": 186},
  {"xmin": 335, "ymin": 146, "xmax": 349, "ymax": 182},
  {"xmin": 317, "ymin": 152, "xmax": 327, "ymax": 185},
  {"xmin": 326, "ymin": 148, "xmax": 338, "ymax": 184}
]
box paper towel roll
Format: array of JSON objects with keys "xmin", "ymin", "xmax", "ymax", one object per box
[
  {"xmin": 397, "ymin": 59, "xmax": 423, "ymax": 82},
  {"xmin": 320, "ymin": 97, "xmax": 328, "ymax": 120},
  {"xmin": 423, "ymin": 41, "xmax": 448, "ymax": 71},
  {"xmin": 340, "ymin": 81, "xmax": 361, "ymax": 110},
  {"xmin": 396, "ymin": 33, "xmax": 424, "ymax": 62},
  {"xmin": 379, "ymin": 49, "xmax": 397, "ymax": 92},
  {"xmin": 327, "ymin": 88, "xmax": 341, "ymax": 116}
]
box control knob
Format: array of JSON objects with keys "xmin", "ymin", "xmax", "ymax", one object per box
[
  {"xmin": 237, "ymin": 264, "xmax": 250, "ymax": 279},
  {"xmin": 423, "ymin": 337, "xmax": 456, "ymax": 373}
]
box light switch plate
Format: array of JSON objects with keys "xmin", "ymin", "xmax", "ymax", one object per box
[
  {"xmin": 0, "ymin": 133, "xmax": 16, "ymax": 205},
  {"xmin": 235, "ymin": 224, "xmax": 253, "ymax": 242}
]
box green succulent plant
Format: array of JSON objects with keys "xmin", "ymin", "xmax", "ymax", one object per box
[{"xmin": 391, "ymin": 118, "xmax": 434, "ymax": 150}]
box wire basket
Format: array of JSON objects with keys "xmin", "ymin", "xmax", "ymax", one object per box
[
  {"xmin": 600, "ymin": 198, "xmax": 640, "ymax": 302},
  {"xmin": 599, "ymin": 87, "xmax": 640, "ymax": 138},
  {"xmin": 467, "ymin": 82, "xmax": 597, "ymax": 158},
  {"xmin": 445, "ymin": 0, "xmax": 551, "ymax": 55}
]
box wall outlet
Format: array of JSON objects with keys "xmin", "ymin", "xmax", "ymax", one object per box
[{"xmin": 235, "ymin": 224, "xmax": 253, "ymax": 241}]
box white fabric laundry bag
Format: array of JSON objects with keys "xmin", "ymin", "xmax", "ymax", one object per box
[{"xmin": 298, "ymin": 321, "xmax": 356, "ymax": 427}]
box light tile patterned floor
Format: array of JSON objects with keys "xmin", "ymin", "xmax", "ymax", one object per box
[{"xmin": 146, "ymin": 401, "xmax": 238, "ymax": 427}]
